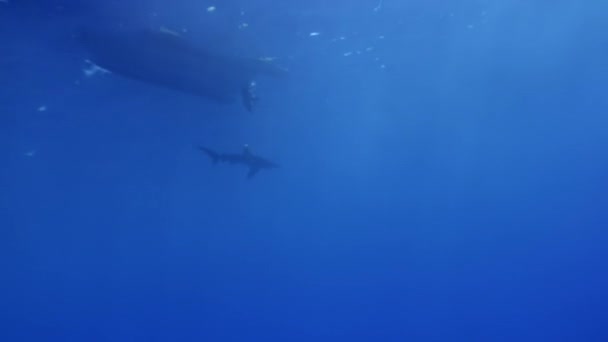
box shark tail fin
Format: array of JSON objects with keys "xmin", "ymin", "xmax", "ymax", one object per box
[{"xmin": 198, "ymin": 146, "xmax": 220, "ymax": 164}]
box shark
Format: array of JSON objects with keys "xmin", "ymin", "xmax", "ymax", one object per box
[{"xmin": 198, "ymin": 145, "xmax": 279, "ymax": 179}]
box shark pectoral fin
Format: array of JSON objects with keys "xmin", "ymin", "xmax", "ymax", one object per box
[{"xmin": 247, "ymin": 167, "xmax": 260, "ymax": 179}]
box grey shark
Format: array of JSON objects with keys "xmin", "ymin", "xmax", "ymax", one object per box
[
  {"xmin": 79, "ymin": 27, "xmax": 286, "ymax": 112},
  {"xmin": 198, "ymin": 145, "xmax": 279, "ymax": 179}
]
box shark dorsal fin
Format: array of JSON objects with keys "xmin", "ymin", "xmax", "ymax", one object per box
[{"xmin": 242, "ymin": 144, "xmax": 253, "ymax": 157}]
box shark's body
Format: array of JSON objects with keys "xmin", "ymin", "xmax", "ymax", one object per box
[
  {"xmin": 79, "ymin": 28, "xmax": 285, "ymax": 111},
  {"xmin": 199, "ymin": 145, "xmax": 278, "ymax": 179}
]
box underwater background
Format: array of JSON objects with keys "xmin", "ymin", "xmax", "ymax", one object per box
[{"xmin": 1, "ymin": 1, "xmax": 607, "ymax": 341}]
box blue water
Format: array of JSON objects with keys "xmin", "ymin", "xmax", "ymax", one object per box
[{"xmin": 2, "ymin": 1, "xmax": 608, "ymax": 341}]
